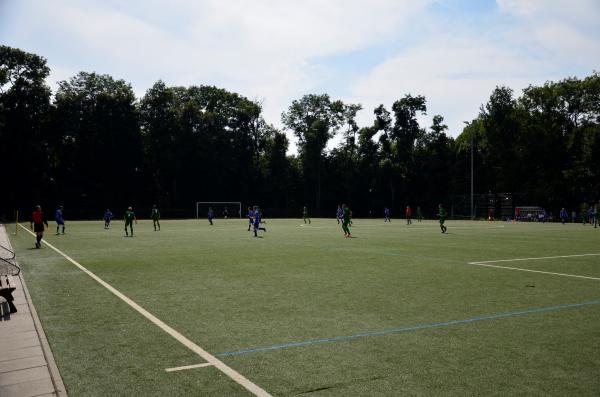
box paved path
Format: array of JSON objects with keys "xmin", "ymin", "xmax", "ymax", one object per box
[{"xmin": 0, "ymin": 224, "xmax": 67, "ymax": 397}]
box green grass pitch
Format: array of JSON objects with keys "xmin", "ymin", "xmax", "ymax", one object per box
[{"xmin": 7, "ymin": 219, "xmax": 600, "ymax": 396}]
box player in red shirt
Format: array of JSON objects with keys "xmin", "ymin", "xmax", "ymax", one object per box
[
  {"xmin": 30, "ymin": 205, "xmax": 49, "ymax": 248},
  {"xmin": 405, "ymin": 205, "xmax": 412, "ymax": 225}
]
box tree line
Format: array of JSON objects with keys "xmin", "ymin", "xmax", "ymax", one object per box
[{"xmin": 1, "ymin": 45, "xmax": 599, "ymax": 220}]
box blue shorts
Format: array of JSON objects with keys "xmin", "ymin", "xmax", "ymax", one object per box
[{"xmin": 56, "ymin": 220, "xmax": 65, "ymax": 225}]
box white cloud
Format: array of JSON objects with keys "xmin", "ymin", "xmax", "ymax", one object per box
[
  {"xmin": 11, "ymin": 0, "xmax": 432, "ymax": 118},
  {"xmin": 496, "ymin": 0, "xmax": 600, "ymax": 27},
  {"xmin": 345, "ymin": 0, "xmax": 600, "ymax": 139},
  {"xmin": 347, "ymin": 37, "xmax": 539, "ymax": 137},
  {"xmin": 3, "ymin": 0, "xmax": 598, "ymax": 152}
]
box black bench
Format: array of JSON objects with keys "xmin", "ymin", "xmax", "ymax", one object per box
[
  {"xmin": 0, "ymin": 244, "xmax": 20, "ymax": 319},
  {"xmin": 0, "ymin": 275, "xmax": 17, "ymax": 318}
]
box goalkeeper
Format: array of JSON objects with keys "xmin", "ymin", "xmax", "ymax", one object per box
[
  {"xmin": 30, "ymin": 205, "xmax": 49, "ymax": 249},
  {"xmin": 124, "ymin": 206, "xmax": 137, "ymax": 237}
]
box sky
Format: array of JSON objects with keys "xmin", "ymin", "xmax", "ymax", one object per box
[{"xmin": 1, "ymin": 0, "xmax": 599, "ymax": 152}]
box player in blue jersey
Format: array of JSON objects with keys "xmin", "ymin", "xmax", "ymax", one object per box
[
  {"xmin": 336, "ymin": 205, "xmax": 343, "ymax": 224},
  {"xmin": 252, "ymin": 206, "xmax": 266, "ymax": 237},
  {"xmin": 384, "ymin": 207, "xmax": 391, "ymax": 222},
  {"xmin": 559, "ymin": 208, "xmax": 568, "ymax": 224},
  {"xmin": 103, "ymin": 209, "xmax": 113, "ymax": 229},
  {"xmin": 246, "ymin": 206, "xmax": 254, "ymax": 231},
  {"xmin": 55, "ymin": 206, "xmax": 65, "ymax": 235},
  {"xmin": 208, "ymin": 207, "xmax": 214, "ymax": 225}
]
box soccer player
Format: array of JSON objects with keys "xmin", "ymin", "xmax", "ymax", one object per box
[
  {"xmin": 223, "ymin": 207, "xmax": 229, "ymax": 219},
  {"xmin": 55, "ymin": 206, "xmax": 65, "ymax": 235},
  {"xmin": 252, "ymin": 206, "xmax": 266, "ymax": 237},
  {"xmin": 103, "ymin": 209, "xmax": 113, "ymax": 229},
  {"xmin": 303, "ymin": 206, "xmax": 311, "ymax": 224},
  {"xmin": 341, "ymin": 204, "xmax": 352, "ymax": 237},
  {"xmin": 384, "ymin": 207, "xmax": 390, "ymax": 222},
  {"xmin": 124, "ymin": 206, "xmax": 136, "ymax": 237},
  {"xmin": 438, "ymin": 204, "xmax": 447, "ymax": 233},
  {"xmin": 559, "ymin": 208, "xmax": 568, "ymax": 224},
  {"xmin": 30, "ymin": 205, "xmax": 48, "ymax": 248},
  {"xmin": 581, "ymin": 207, "xmax": 587, "ymax": 225},
  {"xmin": 208, "ymin": 207, "xmax": 214, "ymax": 225},
  {"xmin": 405, "ymin": 205, "xmax": 412, "ymax": 225},
  {"xmin": 336, "ymin": 205, "xmax": 343, "ymax": 224},
  {"xmin": 151, "ymin": 205, "xmax": 161, "ymax": 231},
  {"xmin": 246, "ymin": 206, "xmax": 254, "ymax": 231},
  {"xmin": 594, "ymin": 204, "xmax": 598, "ymax": 229},
  {"xmin": 416, "ymin": 206, "xmax": 423, "ymax": 222}
]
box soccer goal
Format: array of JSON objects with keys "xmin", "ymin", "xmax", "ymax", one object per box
[{"xmin": 196, "ymin": 202, "xmax": 242, "ymax": 219}]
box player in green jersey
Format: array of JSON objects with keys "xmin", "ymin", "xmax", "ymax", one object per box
[
  {"xmin": 416, "ymin": 206, "xmax": 423, "ymax": 222},
  {"xmin": 438, "ymin": 204, "xmax": 447, "ymax": 233},
  {"xmin": 124, "ymin": 206, "xmax": 137, "ymax": 237},
  {"xmin": 341, "ymin": 204, "xmax": 352, "ymax": 237},
  {"xmin": 151, "ymin": 204, "xmax": 161, "ymax": 231},
  {"xmin": 303, "ymin": 206, "xmax": 311, "ymax": 224}
]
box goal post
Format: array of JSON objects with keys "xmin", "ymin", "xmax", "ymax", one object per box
[{"xmin": 196, "ymin": 202, "xmax": 242, "ymax": 219}]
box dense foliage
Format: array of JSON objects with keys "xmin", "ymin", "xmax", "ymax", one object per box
[{"xmin": 1, "ymin": 46, "xmax": 599, "ymax": 219}]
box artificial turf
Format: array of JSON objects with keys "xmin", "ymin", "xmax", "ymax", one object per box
[{"xmin": 7, "ymin": 219, "xmax": 600, "ymax": 396}]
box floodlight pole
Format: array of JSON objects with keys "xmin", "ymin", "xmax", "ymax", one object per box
[
  {"xmin": 471, "ymin": 133, "xmax": 474, "ymax": 220},
  {"xmin": 464, "ymin": 121, "xmax": 474, "ymax": 220}
]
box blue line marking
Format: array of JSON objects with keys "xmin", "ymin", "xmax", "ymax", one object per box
[{"xmin": 215, "ymin": 299, "xmax": 600, "ymax": 358}]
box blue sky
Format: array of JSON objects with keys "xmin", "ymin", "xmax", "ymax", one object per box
[{"xmin": 1, "ymin": 0, "xmax": 599, "ymax": 151}]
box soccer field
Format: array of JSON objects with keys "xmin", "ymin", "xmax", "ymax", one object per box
[{"xmin": 7, "ymin": 219, "xmax": 600, "ymax": 396}]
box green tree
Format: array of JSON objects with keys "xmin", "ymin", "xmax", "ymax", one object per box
[
  {"xmin": 0, "ymin": 45, "xmax": 51, "ymax": 216},
  {"xmin": 282, "ymin": 94, "xmax": 347, "ymax": 214},
  {"xmin": 52, "ymin": 72, "xmax": 142, "ymax": 211},
  {"xmin": 379, "ymin": 95, "xmax": 427, "ymax": 209}
]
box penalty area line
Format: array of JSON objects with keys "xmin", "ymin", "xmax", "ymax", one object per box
[
  {"xmin": 467, "ymin": 253, "xmax": 600, "ymax": 281},
  {"xmin": 18, "ymin": 224, "xmax": 272, "ymax": 397},
  {"xmin": 469, "ymin": 253, "xmax": 600, "ymax": 265},
  {"xmin": 468, "ymin": 262, "xmax": 600, "ymax": 281},
  {"xmin": 166, "ymin": 363, "xmax": 213, "ymax": 372}
]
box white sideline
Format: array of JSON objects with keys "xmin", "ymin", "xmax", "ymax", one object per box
[
  {"xmin": 19, "ymin": 224, "xmax": 272, "ymax": 397},
  {"xmin": 166, "ymin": 363, "xmax": 213, "ymax": 372},
  {"xmin": 469, "ymin": 253, "xmax": 600, "ymax": 265}
]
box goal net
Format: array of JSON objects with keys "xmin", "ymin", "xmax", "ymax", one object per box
[{"xmin": 196, "ymin": 202, "xmax": 242, "ymax": 219}]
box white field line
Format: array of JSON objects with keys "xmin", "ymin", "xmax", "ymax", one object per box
[
  {"xmin": 19, "ymin": 224, "xmax": 271, "ymax": 397},
  {"xmin": 469, "ymin": 263, "xmax": 600, "ymax": 281},
  {"xmin": 468, "ymin": 253, "xmax": 600, "ymax": 281},
  {"xmin": 469, "ymin": 253, "xmax": 600, "ymax": 265},
  {"xmin": 166, "ymin": 363, "xmax": 213, "ymax": 372}
]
